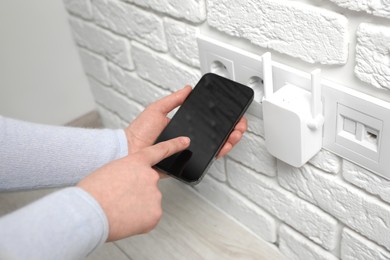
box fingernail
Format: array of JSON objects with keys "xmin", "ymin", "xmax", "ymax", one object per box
[{"xmin": 179, "ymin": 136, "xmax": 190, "ymax": 146}]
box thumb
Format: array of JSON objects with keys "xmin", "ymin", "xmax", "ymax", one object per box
[{"xmin": 141, "ymin": 137, "xmax": 190, "ymax": 166}]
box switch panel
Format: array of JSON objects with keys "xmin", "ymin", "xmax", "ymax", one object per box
[
  {"xmin": 323, "ymin": 84, "xmax": 390, "ymax": 179},
  {"xmin": 197, "ymin": 35, "xmax": 264, "ymax": 117}
]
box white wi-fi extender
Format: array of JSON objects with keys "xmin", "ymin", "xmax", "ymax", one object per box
[{"xmin": 262, "ymin": 52, "xmax": 324, "ymax": 167}]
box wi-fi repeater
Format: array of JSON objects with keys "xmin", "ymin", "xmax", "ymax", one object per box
[{"xmin": 262, "ymin": 52, "xmax": 324, "ymax": 167}]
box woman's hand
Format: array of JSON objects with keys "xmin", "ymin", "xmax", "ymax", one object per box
[{"xmin": 125, "ymin": 86, "xmax": 247, "ymax": 158}]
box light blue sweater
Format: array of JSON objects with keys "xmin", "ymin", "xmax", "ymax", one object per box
[{"xmin": 0, "ymin": 116, "xmax": 128, "ymax": 259}]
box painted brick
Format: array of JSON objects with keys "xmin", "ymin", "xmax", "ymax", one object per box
[
  {"xmin": 309, "ymin": 149, "xmax": 341, "ymax": 174},
  {"xmin": 164, "ymin": 18, "xmax": 200, "ymax": 68},
  {"xmin": 132, "ymin": 42, "xmax": 201, "ymax": 91},
  {"xmin": 63, "ymin": 0, "xmax": 92, "ymax": 20},
  {"xmin": 327, "ymin": 0, "xmax": 390, "ymax": 19},
  {"xmin": 88, "ymin": 77, "xmax": 144, "ymax": 123},
  {"xmin": 127, "ymin": 0, "xmax": 206, "ymax": 23},
  {"xmin": 277, "ymin": 161, "xmax": 317, "ymax": 201},
  {"xmin": 97, "ymin": 104, "xmax": 127, "ymax": 129},
  {"xmin": 195, "ymin": 175, "xmax": 277, "ymax": 242},
  {"xmin": 341, "ymin": 228, "xmax": 390, "ymax": 260},
  {"xmin": 228, "ymin": 132, "xmax": 276, "ymax": 177},
  {"xmin": 278, "ymin": 160, "xmax": 390, "ymax": 250},
  {"xmin": 69, "ymin": 17, "xmax": 134, "ymax": 70},
  {"xmin": 355, "ymin": 23, "xmax": 390, "ymax": 90},
  {"xmin": 207, "ymin": 0, "xmax": 348, "ymax": 64},
  {"xmin": 246, "ymin": 113, "xmax": 264, "ymax": 137},
  {"xmin": 207, "ymin": 158, "xmax": 226, "ymax": 182},
  {"xmin": 227, "ymin": 159, "xmax": 339, "ymax": 250},
  {"xmin": 343, "ymin": 160, "xmax": 390, "ymax": 204},
  {"xmin": 92, "ymin": 0, "xmax": 167, "ymax": 52},
  {"xmin": 279, "ymin": 225, "xmax": 338, "ymax": 260},
  {"xmin": 78, "ymin": 48, "xmax": 110, "ymax": 85},
  {"xmin": 108, "ymin": 62, "xmax": 170, "ymax": 107}
]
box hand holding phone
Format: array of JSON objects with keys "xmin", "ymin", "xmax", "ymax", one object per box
[{"xmin": 154, "ymin": 73, "xmax": 254, "ymax": 184}]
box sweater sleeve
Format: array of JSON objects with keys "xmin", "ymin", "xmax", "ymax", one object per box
[
  {"xmin": 0, "ymin": 116, "xmax": 128, "ymax": 191},
  {"xmin": 0, "ymin": 187, "xmax": 109, "ymax": 259}
]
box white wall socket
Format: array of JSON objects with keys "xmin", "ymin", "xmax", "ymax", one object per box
[
  {"xmin": 197, "ymin": 35, "xmax": 264, "ymax": 118},
  {"xmin": 323, "ymin": 84, "xmax": 390, "ymax": 179},
  {"xmin": 198, "ymin": 35, "xmax": 390, "ymax": 179}
]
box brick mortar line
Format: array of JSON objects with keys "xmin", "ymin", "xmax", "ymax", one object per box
[
  {"xmin": 335, "ymin": 161, "xmax": 390, "ymax": 206},
  {"xmin": 89, "ymin": 75, "xmax": 147, "ymax": 111},
  {"xmin": 227, "ymin": 156, "xmax": 346, "ymax": 250},
  {"xmin": 76, "ymin": 46, "xmax": 175, "ymax": 98},
  {"xmin": 130, "ymin": 37, "xmax": 202, "ymax": 71},
  {"xmin": 193, "ymin": 175, "xmax": 282, "ymax": 246},
  {"xmin": 287, "ymin": 170, "xmax": 390, "ymax": 249},
  {"xmin": 116, "ymin": 0, "xmax": 207, "ymax": 26},
  {"xmin": 226, "ymin": 154, "xmax": 272, "ymax": 177},
  {"xmin": 69, "ymin": 14, "xmax": 202, "ymax": 74},
  {"xmin": 224, "ymin": 170, "xmax": 338, "ymax": 252},
  {"xmin": 67, "ymin": 13, "xmax": 168, "ymax": 55},
  {"xmin": 278, "ymin": 223, "xmax": 339, "ymax": 258}
]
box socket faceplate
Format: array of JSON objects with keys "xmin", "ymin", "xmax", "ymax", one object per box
[
  {"xmin": 323, "ymin": 84, "xmax": 390, "ymax": 179},
  {"xmin": 197, "ymin": 35, "xmax": 263, "ymax": 117}
]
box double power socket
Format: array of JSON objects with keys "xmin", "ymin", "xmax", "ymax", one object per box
[{"xmin": 197, "ymin": 35, "xmax": 390, "ymax": 179}]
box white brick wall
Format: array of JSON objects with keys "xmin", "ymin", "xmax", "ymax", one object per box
[
  {"xmin": 69, "ymin": 17, "xmax": 133, "ymax": 70},
  {"xmin": 63, "ymin": 0, "xmax": 92, "ymax": 20},
  {"xmin": 278, "ymin": 161, "xmax": 390, "ymax": 251},
  {"xmin": 309, "ymin": 149, "xmax": 341, "ymax": 174},
  {"xmin": 164, "ymin": 18, "xmax": 200, "ymax": 68},
  {"xmin": 206, "ymin": 157, "xmax": 226, "ymax": 182},
  {"xmin": 328, "ymin": 0, "xmax": 390, "ymax": 19},
  {"xmin": 341, "ymin": 228, "xmax": 390, "ymax": 260},
  {"xmin": 88, "ymin": 77, "xmax": 144, "ymax": 123},
  {"xmin": 126, "ymin": 0, "xmax": 206, "ymax": 23},
  {"xmin": 132, "ymin": 42, "xmax": 201, "ymax": 91},
  {"xmin": 229, "ymin": 132, "xmax": 277, "ymax": 177},
  {"xmin": 65, "ymin": 0, "xmax": 390, "ymax": 258},
  {"xmin": 78, "ymin": 48, "xmax": 110, "ymax": 85},
  {"xmin": 108, "ymin": 62, "xmax": 170, "ymax": 107},
  {"xmin": 355, "ymin": 23, "xmax": 390, "ymax": 90},
  {"xmin": 92, "ymin": 0, "xmax": 167, "ymax": 52},
  {"xmin": 343, "ymin": 160, "xmax": 390, "ymax": 204},
  {"xmin": 228, "ymin": 159, "xmax": 339, "ymax": 250},
  {"xmin": 279, "ymin": 225, "xmax": 339, "ymax": 260},
  {"xmin": 207, "ymin": 0, "xmax": 349, "ymax": 64},
  {"xmin": 195, "ymin": 175, "xmax": 277, "ymax": 242}
]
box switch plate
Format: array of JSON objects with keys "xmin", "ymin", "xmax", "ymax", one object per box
[
  {"xmin": 323, "ymin": 84, "xmax": 390, "ymax": 179},
  {"xmin": 197, "ymin": 35, "xmax": 264, "ymax": 117}
]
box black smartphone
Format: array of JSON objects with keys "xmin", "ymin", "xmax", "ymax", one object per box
[{"xmin": 154, "ymin": 73, "xmax": 254, "ymax": 185}]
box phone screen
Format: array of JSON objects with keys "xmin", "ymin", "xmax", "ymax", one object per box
[{"xmin": 154, "ymin": 73, "xmax": 254, "ymax": 184}]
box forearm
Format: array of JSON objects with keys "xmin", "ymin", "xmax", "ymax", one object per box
[
  {"xmin": 0, "ymin": 187, "xmax": 108, "ymax": 259},
  {"xmin": 0, "ymin": 116, "xmax": 128, "ymax": 191}
]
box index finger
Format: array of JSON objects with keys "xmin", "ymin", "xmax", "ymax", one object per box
[
  {"xmin": 139, "ymin": 136, "xmax": 191, "ymax": 166},
  {"xmin": 149, "ymin": 86, "xmax": 192, "ymax": 114}
]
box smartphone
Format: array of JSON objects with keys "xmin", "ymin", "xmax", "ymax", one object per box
[{"xmin": 154, "ymin": 73, "xmax": 254, "ymax": 185}]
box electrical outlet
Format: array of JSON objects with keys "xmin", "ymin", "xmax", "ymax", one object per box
[
  {"xmin": 323, "ymin": 83, "xmax": 390, "ymax": 180},
  {"xmin": 197, "ymin": 35, "xmax": 264, "ymax": 117}
]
